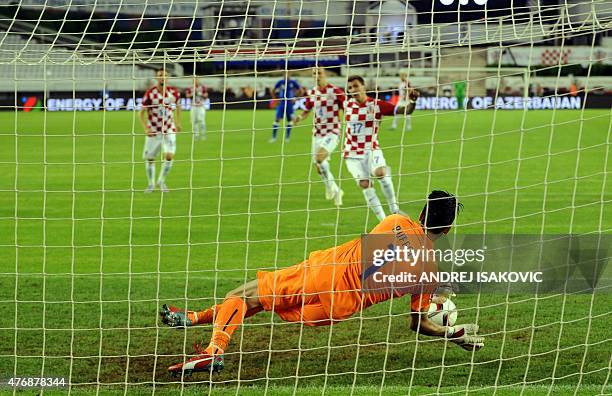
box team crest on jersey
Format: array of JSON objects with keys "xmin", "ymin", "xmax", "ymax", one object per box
[{"xmin": 366, "ymin": 102, "xmax": 376, "ymax": 116}]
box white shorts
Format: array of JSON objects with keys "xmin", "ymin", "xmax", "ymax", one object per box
[
  {"xmin": 312, "ymin": 134, "xmax": 339, "ymax": 162},
  {"xmin": 190, "ymin": 106, "xmax": 206, "ymax": 124},
  {"xmin": 396, "ymin": 100, "xmax": 411, "ymax": 116},
  {"xmin": 143, "ymin": 133, "xmax": 176, "ymax": 160},
  {"xmin": 345, "ymin": 149, "xmax": 387, "ymax": 182}
]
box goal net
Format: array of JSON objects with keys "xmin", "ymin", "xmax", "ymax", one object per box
[{"xmin": 1, "ymin": 0, "xmax": 611, "ymax": 394}]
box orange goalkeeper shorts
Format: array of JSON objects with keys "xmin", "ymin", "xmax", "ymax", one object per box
[{"xmin": 257, "ymin": 260, "xmax": 332, "ymax": 326}]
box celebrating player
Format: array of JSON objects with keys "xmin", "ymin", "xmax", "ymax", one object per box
[
  {"xmin": 344, "ymin": 75, "xmax": 418, "ymax": 221},
  {"xmin": 392, "ymin": 72, "xmax": 413, "ymax": 131},
  {"xmin": 160, "ymin": 190, "xmax": 484, "ymax": 376},
  {"xmin": 269, "ymin": 70, "xmax": 301, "ymax": 143},
  {"xmin": 140, "ymin": 69, "xmax": 182, "ymax": 193},
  {"xmin": 294, "ymin": 67, "xmax": 345, "ymax": 206},
  {"xmin": 185, "ymin": 77, "xmax": 209, "ymax": 140}
]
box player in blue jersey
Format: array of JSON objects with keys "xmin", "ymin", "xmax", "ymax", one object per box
[{"xmin": 269, "ymin": 71, "xmax": 301, "ymax": 143}]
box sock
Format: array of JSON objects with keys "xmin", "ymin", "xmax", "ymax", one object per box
[
  {"xmin": 363, "ymin": 187, "xmax": 386, "ymax": 221},
  {"xmin": 204, "ymin": 296, "xmax": 247, "ymax": 356},
  {"xmin": 158, "ymin": 160, "xmax": 173, "ymax": 184},
  {"xmin": 378, "ymin": 175, "xmax": 399, "ymax": 214},
  {"xmin": 392, "ymin": 113, "xmax": 398, "ymax": 128},
  {"xmin": 272, "ymin": 123, "xmax": 279, "ymax": 139},
  {"xmin": 318, "ymin": 160, "xmax": 338, "ymax": 192},
  {"xmin": 285, "ymin": 122, "xmax": 293, "ymax": 139},
  {"xmin": 145, "ymin": 162, "xmax": 155, "ymax": 186},
  {"xmin": 195, "ymin": 304, "xmax": 260, "ymax": 325},
  {"xmin": 194, "ymin": 304, "xmax": 221, "ymax": 324},
  {"xmin": 199, "ymin": 121, "xmax": 206, "ymax": 136},
  {"xmin": 406, "ymin": 115, "xmax": 411, "ymax": 129}
]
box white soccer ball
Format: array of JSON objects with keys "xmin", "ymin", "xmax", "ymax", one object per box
[{"xmin": 427, "ymin": 299, "xmax": 458, "ymax": 327}]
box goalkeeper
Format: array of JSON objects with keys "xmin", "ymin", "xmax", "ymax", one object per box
[
  {"xmin": 454, "ymin": 80, "xmax": 467, "ymax": 110},
  {"xmin": 160, "ymin": 190, "xmax": 485, "ymax": 376}
]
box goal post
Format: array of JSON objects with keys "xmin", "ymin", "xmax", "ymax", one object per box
[{"xmin": 1, "ymin": 0, "xmax": 611, "ymax": 394}]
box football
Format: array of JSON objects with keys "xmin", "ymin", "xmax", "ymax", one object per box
[{"xmin": 427, "ymin": 299, "xmax": 458, "ymax": 327}]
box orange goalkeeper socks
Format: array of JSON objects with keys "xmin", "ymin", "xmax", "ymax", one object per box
[
  {"xmin": 204, "ymin": 296, "xmax": 247, "ymax": 356},
  {"xmin": 195, "ymin": 303, "xmax": 260, "ymax": 325},
  {"xmin": 194, "ymin": 304, "xmax": 220, "ymax": 324}
]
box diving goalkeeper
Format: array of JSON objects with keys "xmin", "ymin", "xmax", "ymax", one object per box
[{"xmin": 160, "ymin": 190, "xmax": 485, "ymax": 376}]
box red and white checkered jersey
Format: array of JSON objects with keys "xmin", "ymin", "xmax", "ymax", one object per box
[
  {"xmin": 185, "ymin": 84, "xmax": 208, "ymax": 106},
  {"xmin": 304, "ymin": 84, "xmax": 345, "ymax": 137},
  {"xmin": 142, "ymin": 85, "xmax": 180, "ymax": 134},
  {"xmin": 343, "ymin": 97, "xmax": 395, "ymax": 158}
]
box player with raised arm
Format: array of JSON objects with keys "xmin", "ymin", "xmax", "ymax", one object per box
[
  {"xmin": 185, "ymin": 77, "xmax": 209, "ymax": 140},
  {"xmin": 392, "ymin": 72, "xmax": 413, "ymax": 131},
  {"xmin": 140, "ymin": 69, "xmax": 182, "ymax": 193},
  {"xmin": 269, "ymin": 70, "xmax": 301, "ymax": 143},
  {"xmin": 294, "ymin": 67, "xmax": 345, "ymax": 206},
  {"xmin": 344, "ymin": 75, "xmax": 418, "ymax": 221},
  {"xmin": 160, "ymin": 191, "xmax": 484, "ymax": 376}
]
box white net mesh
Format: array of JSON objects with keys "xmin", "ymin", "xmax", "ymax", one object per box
[{"xmin": 1, "ymin": 0, "xmax": 611, "ymax": 394}]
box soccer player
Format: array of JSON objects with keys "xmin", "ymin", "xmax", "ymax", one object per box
[
  {"xmin": 140, "ymin": 69, "xmax": 182, "ymax": 193},
  {"xmin": 392, "ymin": 72, "xmax": 413, "ymax": 131},
  {"xmin": 160, "ymin": 190, "xmax": 484, "ymax": 375},
  {"xmin": 185, "ymin": 77, "xmax": 209, "ymax": 140},
  {"xmin": 454, "ymin": 80, "xmax": 467, "ymax": 110},
  {"xmin": 344, "ymin": 75, "xmax": 418, "ymax": 221},
  {"xmin": 294, "ymin": 67, "xmax": 345, "ymax": 206},
  {"xmin": 269, "ymin": 70, "xmax": 301, "ymax": 143}
]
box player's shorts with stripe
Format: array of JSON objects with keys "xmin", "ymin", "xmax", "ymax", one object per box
[
  {"xmin": 143, "ymin": 133, "xmax": 176, "ymax": 160},
  {"xmin": 312, "ymin": 134, "xmax": 339, "ymax": 162},
  {"xmin": 257, "ymin": 261, "xmax": 332, "ymax": 326},
  {"xmin": 275, "ymin": 100, "xmax": 295, "ymax": 121},
  {"xmin": 345, "ymin": 149, "xmax": 387, "ymax": 182}
]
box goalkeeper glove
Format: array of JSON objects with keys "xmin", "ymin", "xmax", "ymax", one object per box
[{"xmin": 446, "ymin": 323, "xmax": 485, "ymax": 351}]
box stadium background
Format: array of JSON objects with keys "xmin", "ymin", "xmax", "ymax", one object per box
[{"xmin": 0, "ymin": 0, "xmax": 610, "ymax": 394}]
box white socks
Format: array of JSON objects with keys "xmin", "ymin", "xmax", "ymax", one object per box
[
  {"xmin": 158, "ymin": 160, "xmax": 173, "ymax": 184},
  {"xmin": 363, "ymin": 187, "xmax": 386, "ymax": 221},
  {"xmin": 361, "ymin": 175, "xmax": 398, "ymax": 221},
  {"xmin": 146, "ymin": 162, "xmax": 155, "ymax": 186},
  {"xmin": 392, "ymin": 114, "xmax": 411, "ymax": 130},
  {"xmin": 378, "ymin": 175, "xmax": 399, "ymax": 214},
  {"xmin": 318, "ymin": 160, "xmax": 338, "ymax": 193}
]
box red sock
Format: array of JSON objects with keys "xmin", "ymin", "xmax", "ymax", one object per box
[{"xmin": 204, "ymin": 296, "xmax": 247, "ymax": 356}]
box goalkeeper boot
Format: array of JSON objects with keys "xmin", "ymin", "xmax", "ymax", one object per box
[
  {"xmin": 159, "ymin": 304, "xmax": 199, "ymax": 328},
  {"xmin": 168, "ymin": 344, "xmax": 224, "ymax": 377}
]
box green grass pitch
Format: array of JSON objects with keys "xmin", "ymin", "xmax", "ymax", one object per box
[{"xmin": 0, "ymin": 108, "xmax": 610, "ymax": 395}]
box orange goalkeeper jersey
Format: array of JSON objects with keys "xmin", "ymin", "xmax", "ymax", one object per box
[{"xmin": 307, "ymin": 214, "xmax": 435, "ymax": 321}]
